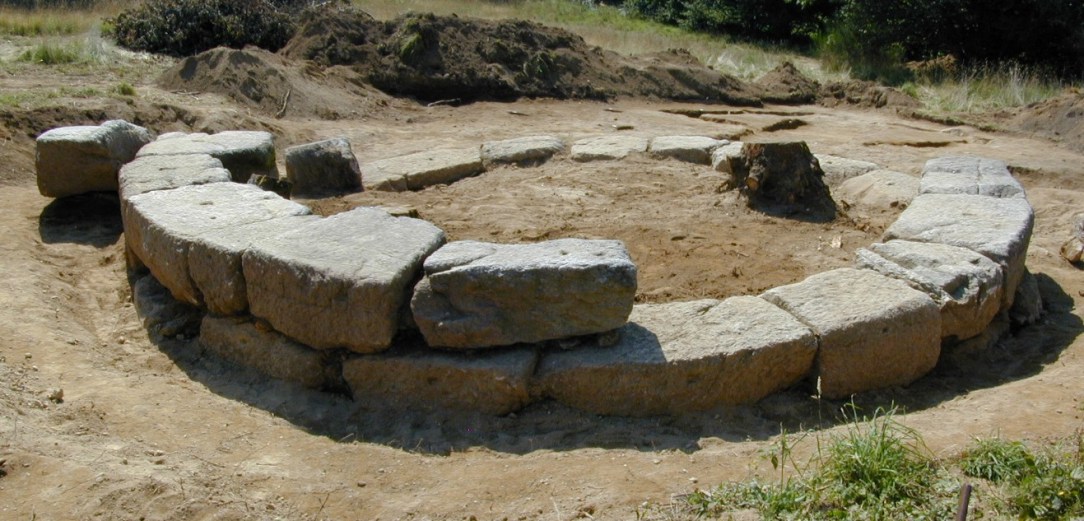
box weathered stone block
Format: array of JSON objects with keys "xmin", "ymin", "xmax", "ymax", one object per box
[
  {"xmin": 761, "ymin": 268, "xmax": 941, "ymax": 399},
  {"xmin": 243, "ymin": 207, "xmax": 445, "ymax": 353},
  {"xmin": 856, "ymin": 240, "xmax": 1003, "ymax": 341},
  {"xmin": 124, "ymin": 183, "xmax": 311, "ymax": 307},
  {"xmin": 36, "ymin": 120, "xmax": 153, "ymax": 198},
  {"xmin": 1009, "ymin": 268, "xmax": 1043, "ymax": 327},
  {"xmin": 118, "ymin": 153, "xmax": 231, "ymax": 202},
  {"xmin": 481, "ymin": 135, "xmax": 564, "ymax": 167},
  {"xmin": 920, "ymin": 156, "xmax": 1025, "ymax": 199},
  {"xmin": 710, "ymin": 141, "xmax": 744, "ymax": 175},
  {"xmin": 883, "ymin": 193, "xmax": 1034, "ymax": 307},
  {"xmin": 364, "ymin": 147, "xmax": 483, "ymax": 191},
  {"xmin": 570, "ymin": 135, "xmax": 648, "ymax": 162},
  {"xmin": 284, "ymin": 137, "xmax": 363, "ymax": 197},
  {"xmin": 835, "ymin": 169, "xmax": 918, "ymax": 211},
  {"xmin": 136, "ymin": 131, "xmax": 277, "ymax": 182},
  {"xmin": 200, "ymin": 316, "xmax": 340, "ymax": 390},
  {"xmin": 187, "ymin": 215, "xmax": 320, "ymax": 316},
  {"xmin": 815, "ymin": 154, "xmax": 879, "ymax": 187},
  {"xmin": 648, "ymin": 136, "xmax": 726, "ymax": 164},
  {"xmin": 411, "ymin": 239, "xmax": 637, "ymax": 348},
  {"xmin": 342, "ymin": 345, "xmax": 538, "ymax": 415},
  {"xmin": 533, "ymin": 297, "xmax": 817, "ymax": 416}
]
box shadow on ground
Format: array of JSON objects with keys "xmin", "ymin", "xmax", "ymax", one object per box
[
  {"xmin": 133, "ymin": 269, "xmax": 1083, "ymax": 457},
  {"xmin": 38, "ymin": 192, "xmax": 123, "ymax": 247}
]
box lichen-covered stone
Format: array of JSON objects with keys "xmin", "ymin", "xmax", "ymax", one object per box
[
  {"xmin": 411, "ymin": 239, "xmax": 636, "ymax": 348},
  {"xmin": 533, "ymin": 297, "xmax": 817, "ymax": 416},
  {"xmin": 761, "ymin": 268, "xmax": 941, "ymax": 399},
  {"xmin": 243, "ymin": 207, "xmax": 445, "ymax": 353},
  {"xmin": 37, "ymin": 120, "xmax": 153, "ymax": 198}
]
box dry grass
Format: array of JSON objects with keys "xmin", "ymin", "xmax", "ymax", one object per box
[
  {"xmin": 0, "ymin": 2, "xmax": 124, "ymax": 37},
  {"xmin": 915, "ymin": 63, "xmax": 1073, "ymax": 114}
]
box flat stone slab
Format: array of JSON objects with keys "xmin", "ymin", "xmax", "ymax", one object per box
[
  {"xmin": 883, "ymin": 193, "xmax": 1034, "ymax": 308},
  {"xmin": 761, "ymin": 268, "xmax": 941, "ymax": 399},
  {"xmin": 533, "ymin": 297, "xmax": 817, "ymax": 416},
  {"xmin": 411, "ymin": 239, "xmax": 637, "ymax": 348},
  {"xmin": 481, "ymin": 135, "xmax": 565, "ymax": 167},
  {"xmin": 711, "ymin": 141, "xmax": 744, "ymax": 175},
  {"xmin": 648, "ymin": 136, "xmax": 727, "ymax": 165},
  {"xmin": 118, "ymin": 153, "xmax": 231, "ymax": 202},
  {"xmin": 856, "ymin": 240, "xmax": 1003, "ymax": 341},
  {"xmin": 920, "ymin": 156, "xmax": 1025, "ymax": 199},
  {"xmin": 285, "ymin": 137, "xmax": 363, "ymax": 197},
  {"xmin": 815, "ymin": 154, "xmax": 879, "ymax": 187},
  {"xmin": 187, "ymin": 215, "xmax": 320, "ymax": 316},
  {"xmin": 200, "ymin": 316, "xmax": 340, "ymax": 390},
  {"xmin": 124, "ymin": 183, "xmax": 312, "ymax": 307},
  {"xmin": 243, "ymin": 207, "xmax": 445, "ymax": 353},
  {"xmin": 364, "ymin": 147, "xmax": 483, "ymax": 192},
  {"xmin": 835, "ymin": 169, "xmax": 919, "ymax": 210},
  {"xmin": 342, "ymin": 345, "xmax": 538, "ymax": 415},
  {"xmin": 37, "ymin": 120, "xmax": 153, "ymax": 198},
  {"xmin": 136, "ymin": 131, "xmax": 277, "ymax": 183},
  {"xmin": 570, "ymin": 135, "xmax": 649, "ymax": 162}
]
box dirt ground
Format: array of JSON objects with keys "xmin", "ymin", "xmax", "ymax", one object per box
[{"xmin": 1, "ymin": 35, "xmax": 1084, "ymax": 521}]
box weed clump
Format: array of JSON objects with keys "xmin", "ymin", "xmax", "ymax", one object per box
[
  {"xmin": 18, "ymin": 42, "xmax": 87, "ymax": 64},
  {"xmin": 108, "ymin": 0, "xmax": 305, "ymax": 57}
]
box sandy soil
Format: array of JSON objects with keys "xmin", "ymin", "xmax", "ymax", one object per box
[{"xmin": 0, "ymin": 52, "xmax": 1083, "ymax": 520}]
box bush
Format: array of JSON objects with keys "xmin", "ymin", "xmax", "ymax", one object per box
[
  {"xmin": 622, "ymin": 0, "xmax": 837, "ymax": 45},
  {"xmin": 108, "ymin": 0, "xmax": 302, "ymax": 57}
]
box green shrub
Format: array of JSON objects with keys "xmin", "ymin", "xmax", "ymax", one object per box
[
  {"xmin": 108, "ymin": 0, "xmax": 303, "ymax": 57},
  {"xmin": 622, "ymin": 0, "xmax": 836, "ymax": 45}
]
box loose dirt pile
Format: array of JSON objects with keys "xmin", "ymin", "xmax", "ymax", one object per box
[
  {"xmin": 755, "ymin": 61, "xmax": 820, "ymax": 104},
  {"xmin": 279, "ymin": 9, "xmax": 762, "ymax": 105},
  {"xmin": 1010, "ymin": 92, "xmax": 1084, "ymax": 152},
  {"xmin": 158, "ymin": 46, "xmax": 400, "ymax": 120},
  {"xmin": 819, "ymin": 79, "xmax": 921, "ymax": 110}
]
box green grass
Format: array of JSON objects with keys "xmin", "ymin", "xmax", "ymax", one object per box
[
  {"xmin": 687, "ymin": 407, "xmax": 958, "ymax": 520},
  {"xmin": 677, "ymin": 412, "xmax": 1084, "ymax": 521},
  {"xmin": 17, "ymin": 41, "xmax": 93, "ymax": 65},
  {"xmin": 0, "ymin": 86, "xmax": 104, "ymax": 109},
  {"xmin": 353, "ymin": 0, "xmax": 838, "ymax": 82},
  {"xmin": 960, "ymin": 435, "xmax": 1084, "ymax": 520}
]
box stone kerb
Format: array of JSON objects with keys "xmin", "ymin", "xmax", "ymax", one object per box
[
  {"xmin": 242, "ymin": 207, "xmax": 446, "ymax": 353},
  {"xmin": 124, "ymin": 183, "xmax": 312, "ymax": 307},
  {"xmin": 884, "ymin": 193, "xmax": 1034, "ymax": 308},
  {"xmin": 342, "ymin": 345, "xmax": 539, "ymax": 415},
  {"xmin": 856, "ymin": 240, "xmax": 1003, "ymax": 342},
  {"xmin": 91, "ymin": 120, "xmax": 1036, "ymax": 416},
  {"xmin": 284, "ymin": 137, "xmax": 364, "ymax": 197},
  {"xmin": 411, "ymin": 239, "xmax": 637, "ymax": 349},
  {"xmin": 534, "ymin": 297, "xmax": 817, "ymax": 416},
  {"xmin": 136, "ymin": 131, "xmax": 277, "ymax": 183},
  {"xmin": 364, "ymin": 147, "xmax": 484, "ymax": 192},
  {"xmin": 919, "ymin": 156, "xmax": 1026, "ymax": 199},
  {"xmin": 761, "ymin": 268, "xmax": 942, "ymax": 399},
  {"xmin": 36, "ymin": 120, "xmax": 154, "ymax": 198}
]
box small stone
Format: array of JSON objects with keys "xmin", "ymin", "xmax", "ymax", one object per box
[
  {"xmin": 285, "ymin": 137, "xmax": 364, "ymax": 197},
  {"xmin": 46, "ymin": 388, "xmax": 63, "ymax": 403}
]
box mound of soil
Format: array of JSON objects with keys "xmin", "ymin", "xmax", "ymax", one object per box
[
  {"xmin": 280, "ymin": 9, "xmax": 762, "ymax": 105},
  {"xmin": 1010, "ymin": 92, "xmax": 1084, "ymax": 153},
  {"xmin": 819, "ymin": 80, "xmax": 920, "ymax": 110},
  {"xmin": 158, "ymin": 46, "xmax": 397, "ymax": 119},
  {"xmin": 754, "ymin": 62, "xmax": 820, "ymax": 104}
]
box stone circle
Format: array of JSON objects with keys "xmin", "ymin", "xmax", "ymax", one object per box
[{"xmin": 36, "ymin": 123, "xmax": 1039, "ymax": 416}]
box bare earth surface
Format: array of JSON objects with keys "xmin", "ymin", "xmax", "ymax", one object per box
[{"xmin": 1, "ymin": 52, "xmax": 1083, "ymax": 520}]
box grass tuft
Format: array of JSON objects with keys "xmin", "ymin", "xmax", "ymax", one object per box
[
  {"xmin": 917, "ymin": 62, "xmax": 1070, "ymax": 114},
  {"xmin": 0, "ymin": 7, "xmax": 88, "ymax": 36},
  {"xmin": 17, "ymin": 41, "xmax": 95, "ymax": 65},
  {"xmin": 687, "ymin": 406, "xmax": 959, "ymax": 520},
  {"xmin": 961, "ymin": 434, "xmax": 1084, "ymax": 520}
]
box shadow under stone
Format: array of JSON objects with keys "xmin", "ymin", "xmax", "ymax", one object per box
[{"xmin": 38, "ymin": 191, "xmax": 123, "ymax": 247}]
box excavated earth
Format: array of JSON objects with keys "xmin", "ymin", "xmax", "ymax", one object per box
[{"xmin": 1, "ymin": 11, "xmax": 1083, "ymax": 520}]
